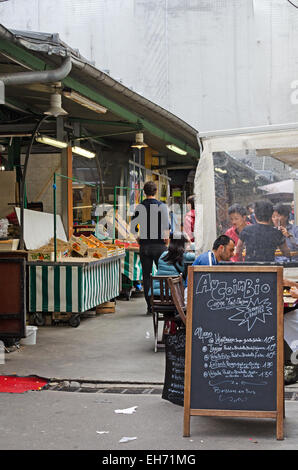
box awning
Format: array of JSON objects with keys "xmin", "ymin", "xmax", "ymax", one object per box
[
  {"xmin": 194, "ymin": 124, "xmax": 298, "ymax": 253},
  {"xmin": 0, "ymin": 23, "xmax": 200, "ymax": 165},
  {"xmin": 260, "ymin": 179, "xmax": 294, "ymax": 194},
  {"xmin": 199, "ymin": 123, "xmax": 298, "ymax": 168}
]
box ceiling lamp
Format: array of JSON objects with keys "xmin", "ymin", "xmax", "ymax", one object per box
[
  {"xmin": 166, "ymin": 144, "xmax": 187, "ymax": 156},
  {"xmin": 131, "ymin": 132, "xmax": 148, "ymax": 149},
  {"xmin": 215, "ymin": 167, "xmax": 228, "ymax": 174},
  {"xmin": 72, "ymin": 146, "xmax": 96, "ymax": 159},
  {"xmin": 44, "ymin": 92, "xmax": 68, "ymax": 117},
  {"xmin": 36, "ymin": 135, "xmax": 68, "ymax": 149},
  {"xmin": 63, "ymin": 90, "xmax": 108, "ymax": 114}
]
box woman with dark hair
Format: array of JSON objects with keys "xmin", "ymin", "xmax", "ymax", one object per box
[
  {"xmin": 152, "ymin": 232, "xmax": 195, "ymax": 296},
  {"xmin": 225, "ymin": 203, "xmax": 250, "ymax": 261},
  {"xmin": 184, "ymin": 195, "xmax": 195, "ymax": 242}
]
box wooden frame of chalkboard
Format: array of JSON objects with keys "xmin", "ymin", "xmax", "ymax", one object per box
[{"xmin": 184, "ymin": 265, "xmax": 284, "ymax": 440}]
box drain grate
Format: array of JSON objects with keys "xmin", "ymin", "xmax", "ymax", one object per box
[
  {"xmin": 44, "ymin": 382, "xmax": 298, "ymax": 400},
  {"xmin": 45, "ymin": 381, "xmax": 163, "ymax": 395}
]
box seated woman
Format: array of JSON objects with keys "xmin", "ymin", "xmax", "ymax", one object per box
[{"xmin": 152, "ymin": 232, "xmax": 195, "ymax": 296}]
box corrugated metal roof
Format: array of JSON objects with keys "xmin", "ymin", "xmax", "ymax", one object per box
[{"xmin": 0, "ymin": 23, "xmax": 199, "ymax": 162}]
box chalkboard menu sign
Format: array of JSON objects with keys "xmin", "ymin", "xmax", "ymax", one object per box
[
  {"xmin": 184, "ymin": 266, "xmax": 284, "ymax": 440},
  {"xmin": 162, "ymin": 329, "xmax": 186, "ymax": 407}
]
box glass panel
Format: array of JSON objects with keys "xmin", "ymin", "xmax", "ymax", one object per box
[
  {"xmin": 213, "ymin": 150, "xmax": 297, "ymax": 264},
  {"xmin": 73, "ymin": 185, "xmax": 98, "ymax": 225}
]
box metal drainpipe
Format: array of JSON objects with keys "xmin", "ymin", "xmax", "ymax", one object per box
[{"xmin": 0, "ymin": 55, "xmax": 72, "ymax": 87}]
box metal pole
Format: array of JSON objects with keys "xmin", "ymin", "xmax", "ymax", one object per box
[
  {"xmin": 96, "ymin": 184, "xmax": 100, "ymax": 224},
  {"xmin": 19, "ymin": 115, "xmax": 49, "ymax": 250},
  {"xmin": 53, "ymin": 172, "xmax": 57, "ymax": 262},
  {"xmin": 113, "ymin": 185, "xmax": 117, "ymax": 242}
]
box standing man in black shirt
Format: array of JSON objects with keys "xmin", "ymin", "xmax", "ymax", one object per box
[{"xmin": 131, "ymin": 181, "xmax": 170, "ymax": 314}]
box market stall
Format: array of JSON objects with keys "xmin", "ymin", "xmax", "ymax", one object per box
[
  {"xmin": 14, "ymin": 207, "xmax": 125, "ymax": 327},
  {"xmin": 28, "ymin": 254, "xmax": 123, "ymax": 327}
]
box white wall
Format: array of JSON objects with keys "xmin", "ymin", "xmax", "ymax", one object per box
[{"xmin": 1, "ymin": 0, "xmax": 298, "ymax": 131}]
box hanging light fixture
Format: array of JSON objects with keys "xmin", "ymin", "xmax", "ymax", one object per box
[
  {"xmin": 35, "ymin": 135, "xmax": 68, "ymax": 149},
  {"xmin": 131, "ymin": 132, "xmax": 148, "ymax": 149},
  {"xmin": 166, "ymin": 144, "xmax": 187, "ymax": 156},
  {"xmin": 72, "ymin": 146, "xmax": 96, "ymax": 159},
  {"xmin": 63, "ymin": 90, "xmax": 108, "ymax": 114},
  {"xmin": 44, "ymin": 91, "xmax": 68, "ymax": 117}
]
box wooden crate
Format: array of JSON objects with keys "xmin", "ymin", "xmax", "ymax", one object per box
[
  {"xmin": 52, "ymin": 312, "xmax": 72, "ymax": 321},
  {"xmin": 96, "ymin": 301, "xmax": 116, "ymax": 314}
]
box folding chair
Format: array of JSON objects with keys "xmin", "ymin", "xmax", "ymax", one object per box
[
  {"xmin": 167, "ymin": 276, "xmax": 186, "ymax": 325},
  {"xmin": 150, "ymin": 274, "xmax": 181, "ymax": 352}
]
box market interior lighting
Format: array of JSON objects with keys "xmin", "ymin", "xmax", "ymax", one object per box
[
  {"xmin": 35, "ymin": 135, "xmax": 68, "ymax": 149},
  {"xmin": 214, "ymin": 167, "xmax": 228, "ymax": 174},
  {"xmin": 63, "ymin": 90, "xmax": 108, "ymax": 114},
  {"xmin": 131, "ymin": 132, "xmax": 148, "ymax": 149},
  {"xmin": 166, "ymin": 144, "xmax": 187, "ymax": 156},
  {"xmin": 72, "ymin": 146, "xmax": 96, "ymax": 159}
]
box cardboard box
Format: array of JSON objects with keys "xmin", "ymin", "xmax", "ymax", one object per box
[{"xmin": 0, "ymin": 239, "xmax": 19, "ymax": 251}]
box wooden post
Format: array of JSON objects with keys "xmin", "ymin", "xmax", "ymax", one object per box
[
  {"xmin": 183, "ymin": 266, "xmax": 284, "ymax": 441},
  {"xmin": 183, "ymin": 267, "xmax": 193, "ymax": 437}
]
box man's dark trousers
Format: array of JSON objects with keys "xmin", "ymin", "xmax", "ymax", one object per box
[{"xmin": 139, "ymin": 243, "xmax": 167, "ymax": 312}]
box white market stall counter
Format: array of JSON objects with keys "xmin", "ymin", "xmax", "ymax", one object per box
[{"xmin": 27, "ymin": 254, "xmax": 124, "ymax": 327}]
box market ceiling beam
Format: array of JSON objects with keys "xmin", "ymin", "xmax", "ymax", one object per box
[
  {"xmin": 4, "ymin": 96, "xmax": 42, "ymax": 116},
  {"xmin": 68, "ymin": 118, "xmax": 139, "ymax": 128},
  {"xmin": 0, "ymin": 122, "xmax": 56, "ymax": 133},
  {"xmin": 0, "ymin": 38, "xmax": 200, "ymax": 160},
  {"xmin": 79, "ymin": 128, "xmax": 113, "ymax": 149},
  {"xmin": 64, "ymin": 74, "xmax": 199, "ymax": 160}
]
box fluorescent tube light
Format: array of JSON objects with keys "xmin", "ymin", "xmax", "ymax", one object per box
[
  {"xmin": 215, "ymin": 167, "xmax": 228, "ymax": 174},
  {"xmin": 166, "ymin": 144, "xmax": 187, "ymax": 156},
  {"xmin": 63, "ymin": 90, "xmax": 108, "ymax": 114},
  {"xmin": 35, "ymin": 135, "xmax": 68, "ymax": 149},
  {"xmin": 72, "ymin": 146, "xmax": 96, "ymax": 159}
]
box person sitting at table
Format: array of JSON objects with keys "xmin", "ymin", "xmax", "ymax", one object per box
[
  {"xmin": 235, "ymin": 200, "xmax": 290, "ymax": 262},
  {"xmin": 152, "ymin": 231, "xmax": 195, "ymax": 296},
  {"xmin": 183, "ymin": 235, "xmax": 235, "ymax": 304},
  {"xmin": 283, "ymin": 280, "xmax": 298, "ymax": 384},
  {"xmin": 272, "ymin": 203, "xmax": 298, "ymax": 261},
  {"xmin": 225, "ymin": 203, "xmax": 250, "ymax": 261}
]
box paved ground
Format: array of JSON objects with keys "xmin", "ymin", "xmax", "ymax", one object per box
[
  {"xmin": 1, "ymin": 295, "xmax": 165, "ymax": 383},
  {"xmin": 0, "ymin": 294, "xmax": 298, "ymax": 451},
  {"xmin": 1, "ymin": 391, "xmax": 298, "ymax": 450}
]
